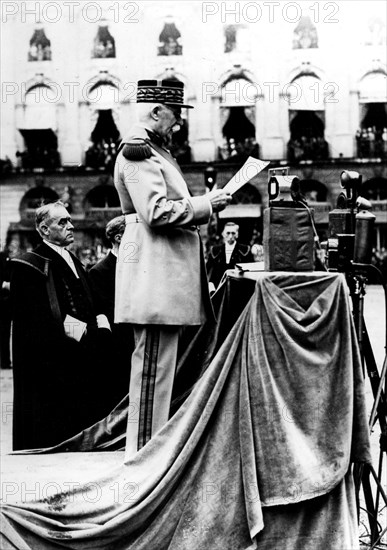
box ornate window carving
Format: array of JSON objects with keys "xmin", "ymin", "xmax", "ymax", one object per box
[
  {"xmin": 28, "ymin": 28, "xmax": 51, "ymax": 61},
  {"xmin": 364, "ymin": 17, "xmax": 386, "ymax": 46},
  {"xmin": 292, "ymin": 16, "xmax": 318, "ymax": 49},
  {"xmin": 92, "ymin": 25, "xmax": 116, "ymax": 58},
  {"xmin": 158, "ymin": 17, "xmax": 182, "ymax": 56},
  {"xmin": 224, "ymin": 25, "xmax": 249, "ymax": 53}
]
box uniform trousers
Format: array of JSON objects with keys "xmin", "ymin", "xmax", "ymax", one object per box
[{"xmin": 125, "ymin": 324, "xmax": 180, "ymax": 459}]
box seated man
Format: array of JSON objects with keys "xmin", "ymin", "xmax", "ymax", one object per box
[
  {"xmin": 89, "ymin": 216, "xmax": 133, "ymax": 410},
  {"xmin": 10, "ymin": 200, "xmax": 110, "ymax": 450},
  {"xmin": 206, "ymin": 222, "xmax": 253, "ymax": 289}
]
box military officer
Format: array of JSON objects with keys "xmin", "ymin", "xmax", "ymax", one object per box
[{"xmin": 114, "ymin": 79, "xmax": 231, "ymax": 457}]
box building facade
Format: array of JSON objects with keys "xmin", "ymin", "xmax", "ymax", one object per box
[{"xmin": 1, "ymin": 1, "xmax": 386, "ymax": 264}]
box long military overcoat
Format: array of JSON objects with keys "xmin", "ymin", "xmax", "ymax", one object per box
[{"xmin": 114, "ymin": 124, "xmax": 213, "ymax": 325}]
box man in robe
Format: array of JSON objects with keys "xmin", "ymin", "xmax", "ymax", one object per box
[{"xmin": 10, "ymin": 200, "xmax": 110, "ymax": 450}]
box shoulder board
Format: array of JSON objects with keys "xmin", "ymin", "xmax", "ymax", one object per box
[
  {"xmin": 11, "ymin": 252, "xmax": 50, "ymax": 277},
  {"xmin": 121, "ymin": 139, "xmax": 152, "ymax": 161}
]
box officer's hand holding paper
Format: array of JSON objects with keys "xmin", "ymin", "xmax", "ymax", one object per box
[
  {"xmin": 207, "ymin": 157, "xmax": 269, "ymax": 212},
  {"xmin": 223, "ymin": 157, "xmax": 270, "ymax": 195}
]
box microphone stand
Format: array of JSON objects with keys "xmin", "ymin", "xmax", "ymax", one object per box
[{"xmin": 349, "ymin": 264, "xmax": 387, "ymax": 548}]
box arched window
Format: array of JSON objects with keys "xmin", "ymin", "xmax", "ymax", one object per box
[
  {"xmin": 361, "ymin": 177, "xmax": 387, "ymax": 255},
  {"xmin": 85, "ymin": 184, "xmax": 120, "ymax": 209},
  {"xmin": 299, "ymin": 179, "xmax": 328, "ymax": 202},
  {"xmin": 287, "ymin": 73, "xmax": 329, "ymax": 161},
  {"xmin": 231, "ymin": 183, "xmax": 261, "ymax": 205},
  {"xmin": 219, "ymin": 72, "xmax": 259, "ymax": 161},
  {"xmin": 85, "ymin": 76, "xmax": 121, "ymax": 171},
  {"xmin": 17, "ymin": 84, "xmax": 60, "ymax": 169},
  {"xmin": 92, "ymin": 25, "xmax": 116, "ymax": 58},
  {"xmin": 19, "ymin": 186, "xmax": 59, "ymax": 224},
  {"xmin": 28, "ymin": 28, "xmax": 51, "ymax": 61},
  {"xmin": 356, "ymin": 71, "xmax": 387, "ymax": 158},
  {"xmin": 362, "ymin": 177, "xmax": 387, "ymax": 201}
]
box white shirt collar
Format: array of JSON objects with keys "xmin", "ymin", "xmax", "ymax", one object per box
[{"xmin": 43, "ymin": 240, "xmax": 79, "ymax": 278}]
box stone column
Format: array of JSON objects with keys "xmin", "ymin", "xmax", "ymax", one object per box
[
  {"xmin": 60, "ymin": 13, "xmax": 82, "ymax": 166},
  {"xmin": 0, "ymin": 16, "xmax": 18, "ymax": 162}
]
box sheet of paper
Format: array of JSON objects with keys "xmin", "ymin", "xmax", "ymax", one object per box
[
  {"xmin": 64, "ymin": 314, "xmax": 87, "ymax": 342},
  {"xmin": 223, "ymin": 157, "xmax": 270, "ymax": 195}
]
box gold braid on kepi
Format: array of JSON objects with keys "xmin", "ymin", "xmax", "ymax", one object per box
[{"xmin": 121, "ymin": 139, "xmax": 152, "ymax": 160}]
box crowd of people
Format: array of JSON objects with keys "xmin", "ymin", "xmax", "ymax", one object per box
[
  {"xmin": 287, "ymin": 136, "xmax": 329, "ymax": 161},
  {"xmin": 15, "ymin": 148, "xmax": 61, "ymax": 170},
  {"xmin": 218, "ymin": 136, "xmax": 259, "ymax": 162},
  {"xmin": 356, "ymin": 127, "xmax": 387, "ymax": 158},
  {"xmin": 85, "ymin": 139, "xmax": 117, "ymax": 171}
]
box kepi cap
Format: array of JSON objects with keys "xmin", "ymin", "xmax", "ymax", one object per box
[{"xmin": 136, "ymin": 79, "xmax": 193, "ymax": 109}]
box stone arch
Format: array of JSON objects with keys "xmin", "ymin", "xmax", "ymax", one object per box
[
  {"xmin": 19, "ymin": 185, "xmax": 59, "ymax": 223},
  {"xmin": 84, "ymin": 72, "xmax": 121, "ymax": 169},
  {"xmin": 232, "ymin": 183, "xmax": 261, "ymax": 205},
  {"xmin": 84, "ymin": 183, "xmax": 120, "ymax": 209},
  {"xmin": 218, "ymin": 66, "xmax": 260, "ymax": 161},
  {"xmin": 359, "ymin": 69, "xmax": 387, "ymax": 104},
  {"xmin": 362, "ymin": 176, "xmax": 387, "ymax": 200},
  {"xmin": 356, "ymin": 69, "xmax": 387, "ymax": 158},
  {"xmin": 17, "ymin": 80, "xmax": 60, "ymax": 168},
  {"xmin": 298, "ymin": 179, "xmax": 328, "ymax": 202},
  {"xmin": 361, "ymin": 177, "xmax": 387, "ymax": 255},
  {"xmin": 286, "ymin": 65, "xmax": 329, "ymax": 161}
]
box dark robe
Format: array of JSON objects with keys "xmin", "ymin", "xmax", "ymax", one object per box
[
  {"xmin": 0, "ymin": 251, "xmax": 11, "ymax": 369},
  {"xmin": 206, "ymin": 242, "xmax": 253, "ymax": 288},
  {"xmin": 89, "ymin": 251, "xmax": 133, "ymax": 407},
  {"xmin": 10, "ymin": 242, "xmax": 111, "ymax": 450}
]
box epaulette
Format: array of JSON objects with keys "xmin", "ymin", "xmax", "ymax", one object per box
[{"xmin": 121, "ymin": 139, "xmax": 152, "ymax": 161}]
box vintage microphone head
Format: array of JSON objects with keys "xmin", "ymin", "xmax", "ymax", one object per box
[
  {"xmin": 269, "ymin": 175, "xmax": 300, "ymax": 204},
  {"xmin": 340, "ymin": 170, "xmax": 362, "ymax": 210},
  {"xmin": 356, "ymin": 196, "xmax": 372, "ymax": 211},
  {"xmin": 340, "ymin": 170, "xmax": 361, "ymax": 188}
]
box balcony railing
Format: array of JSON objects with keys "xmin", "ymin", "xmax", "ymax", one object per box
[
  {"xmin": 287, "ymin": 138, "xmax": 329, "ymax": 162},
  {"xmin": 356, "ymin": 131, "xmax": 387, "ymax": 159}
]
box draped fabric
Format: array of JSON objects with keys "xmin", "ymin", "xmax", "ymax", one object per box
[{"xmin": 1, "ymin": 272, "xmax": 371, "ymax": 549}]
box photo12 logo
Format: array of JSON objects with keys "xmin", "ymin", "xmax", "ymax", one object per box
[
  {"xmin": 1, "ymin": 2, "xmax": 140, "ymax": 24},
  {"xmin": 201, "ymin": 80, "xmax": 340, "ymax": 105},
  {"xmin": 202, "ymin": 2, "xmax": 340, "ymax": 24}
]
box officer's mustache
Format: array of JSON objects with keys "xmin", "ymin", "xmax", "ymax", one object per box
[{"xmin": 171, "ymin": 124, "xmax": 181, "ymax": 133}]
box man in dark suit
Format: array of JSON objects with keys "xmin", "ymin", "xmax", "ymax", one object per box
[
  {"xmin": 10, "ymin": 200, "xmax": 111, "ymax": 450},
  {"xmin": 89, "ymin": 216, "xmax": 133, "ymax": 408},
  {"xmin": 206, "ymin": 222, "xmax": 253, "ymax": 289}
]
